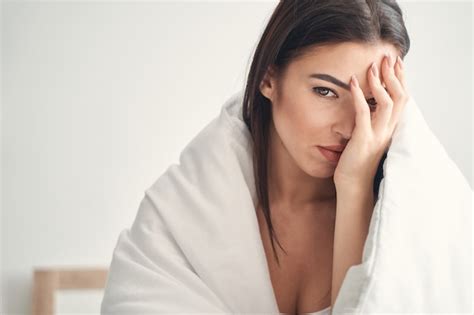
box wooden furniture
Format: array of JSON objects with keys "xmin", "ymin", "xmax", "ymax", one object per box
[{"xmin": 32, "ymin": 267, "xmax": 108, "ymax": 315}]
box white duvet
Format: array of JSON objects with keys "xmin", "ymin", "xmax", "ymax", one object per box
[{"xmin": 101, "ymin": 89, "xmax": 472, "ymax": 314}]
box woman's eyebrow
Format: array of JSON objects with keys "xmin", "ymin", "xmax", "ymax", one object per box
[{"xmin": 309, "ymin": 73, "xmax": 351, "ymax": 91}]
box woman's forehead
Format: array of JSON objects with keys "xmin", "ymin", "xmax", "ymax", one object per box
[
  {"xmin": 290, "ymin": 42, "xmax": 399, "ymax": 83},
  {"xmin": 302, "ymin": 42, "xmax": 396, "ymax": 63}
]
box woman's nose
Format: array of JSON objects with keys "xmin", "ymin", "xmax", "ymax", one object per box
[{"xmin": 333, "ymin": 101, "xmax": 358, "ymax": 139}]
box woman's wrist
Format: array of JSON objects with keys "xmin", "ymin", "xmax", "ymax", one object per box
[{"xmin": 335, "ymin": 177, "xmax": 374, "ymax": 196}]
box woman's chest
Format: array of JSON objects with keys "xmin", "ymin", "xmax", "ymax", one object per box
[{"xmin": 256, "ymin": 204, "xmax": 335, "ymax": 314}]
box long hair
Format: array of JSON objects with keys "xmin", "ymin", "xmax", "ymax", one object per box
[{"xmin": 242, "ymin": 0, "xmax": 410, "ymax": 266}]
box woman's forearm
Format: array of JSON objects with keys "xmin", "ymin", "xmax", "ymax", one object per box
[{"xmin": 330, "ymin": 183, "xmax": 375, "ymax": 309}]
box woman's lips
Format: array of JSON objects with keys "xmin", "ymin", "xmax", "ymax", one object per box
[{"xmin": 317, "ymin": 146, "xmax": 342, "ymax": 163}]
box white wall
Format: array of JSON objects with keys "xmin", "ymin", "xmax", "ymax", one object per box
[{"xmin": 1, "ymin": 1, "xmax": 472, "ymax": 314}]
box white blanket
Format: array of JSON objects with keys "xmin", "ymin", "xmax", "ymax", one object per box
[{"xmin": 101, "ymin": 89, "xmax": 472, "ymax": 314}]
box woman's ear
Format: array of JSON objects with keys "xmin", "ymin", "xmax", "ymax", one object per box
[{"xmin": 259, "ymin": 65, "xmax": 278, "ymax": 101}]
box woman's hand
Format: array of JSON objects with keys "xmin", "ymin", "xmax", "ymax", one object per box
[{"xmin": 333, "ymin": 53, "xmax": 409, "ymax": 188}]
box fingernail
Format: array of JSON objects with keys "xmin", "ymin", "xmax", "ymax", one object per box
[
  {"xmin": 371, "ymin": 62, "xmax": 378, "ymax": 77},
  {"xmin": 351, "ymin": 74, "xmax": 359, "ymax": 88},
  {"xmin": 397, "ymin": 55, "xmax": 404, "ymax": 69},
  {"xmin": 386, "ymin": 54, "xmax": 392, "ymax": 68}
]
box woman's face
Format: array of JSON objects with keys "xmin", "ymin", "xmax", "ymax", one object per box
[{"xmin": 259, "ymin": 41, "xmax": 400, "ymax": 178}]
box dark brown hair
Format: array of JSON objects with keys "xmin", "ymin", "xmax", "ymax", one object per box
[{"xmin": 242, "ymin": 0, "xmax": 410, "ymax": 266}]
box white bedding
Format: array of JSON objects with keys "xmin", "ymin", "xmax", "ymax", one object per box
[{"xmin": 101, "ymin": 89, "xmax": 472, "ymax": 314}]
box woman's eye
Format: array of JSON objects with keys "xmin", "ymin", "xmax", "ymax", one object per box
[
  {"xmin": 367, "ymin": 98, "xmax": 377, "ymax": 111},
  {"xmin": 313, "ymin": 87, "xmax": 337, "ymax": 98},
  {"xmin": 314, "ymin": 87, "xmax": 377, "ymax": 111}
]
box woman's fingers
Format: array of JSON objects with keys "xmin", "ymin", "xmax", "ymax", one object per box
[
  {"xmin": 350, "ymin": 54, "xmax": 409, "ymax": 141},
  {"xmin": 394, "ymin": 56, "xmax": 407, "ymax": 91},
  {"xmin": 381, "ymin": 54, "xmax": 405, "ymax": 102},
  {"xmin": 368, "ymin": 60, "xmax": 393, "ymax": 135},
  {"xmin": 388, "ymin": 55, "xmax": 408, "ymax": 131},
  {"xmin": 350, "ymin": 75, "xmax": 372, "ymax": 136}
]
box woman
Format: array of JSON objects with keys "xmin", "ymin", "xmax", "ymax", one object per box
[
  {"xmin": 101, "ymin": 1, "xmax": 471, "ymax": 314},
  {"xmin": 242, "ymin": 0, "xmax": 408, "ymax": 313}
]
